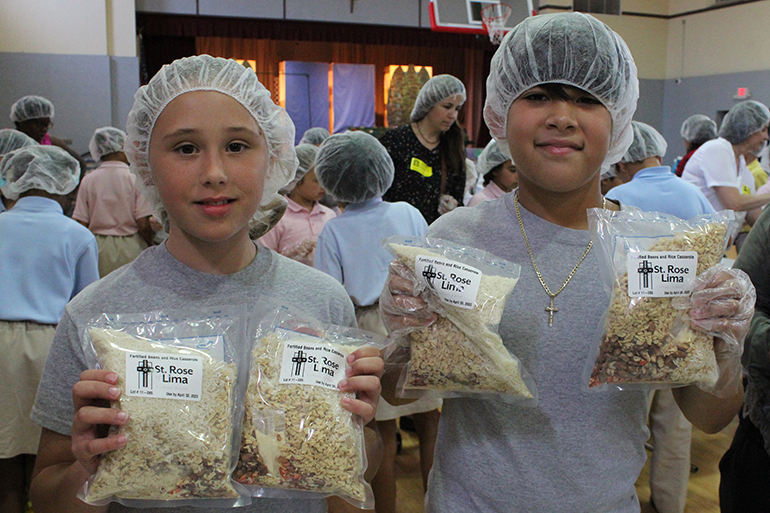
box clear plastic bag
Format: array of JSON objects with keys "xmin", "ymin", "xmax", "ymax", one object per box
[
  {"xmin": 79, "ymin": 306, "xmax": 249, "ymax": 508},
  {"xmin": 586, "ymin": 209, "xmax": 735, "ymax": 392},
  {"xmin": 233, "ymin": 305, "xmax": 388, "ymax": 509},
  {"xmin": 381, "ymin": 236, "xmax": 536, "ymax": 403}
]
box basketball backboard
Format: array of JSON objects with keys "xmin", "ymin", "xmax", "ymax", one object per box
[{"xmin": 429, "ymin": 0, "xmax": 535, "ymax": 35}]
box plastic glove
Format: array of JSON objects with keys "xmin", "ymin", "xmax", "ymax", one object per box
[
  {"xmin": 438, "ymin": 194, "xmax": 459, "ymax": 215},
  {"xmin": 672, "ymin": 264, "xmax": 756, "ymax": 397},
  {"xmin": 379, "ymin": 260, "xmax": 439, "ymax": 335}
]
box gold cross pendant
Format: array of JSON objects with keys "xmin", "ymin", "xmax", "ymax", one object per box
[{"xmin": 545, "ymin": 297, "xmax": 558, "ymax": 327}]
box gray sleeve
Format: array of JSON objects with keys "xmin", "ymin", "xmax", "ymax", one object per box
[{"xmin": 31, "ymin": 309, "xmax": 88, "ymax": 436}]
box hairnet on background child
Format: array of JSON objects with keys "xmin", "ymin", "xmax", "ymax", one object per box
[
  {"xmin": 621, "ymin": 121, "xmax": 668, "ymax": 163},
  {"xmin": 124, "ymin": 54, "xmax": 298, "ymax": 237},
  {"xmin": 89, "ymin": 127, "xmax": 127, "ymax": 161},
  {"xmin": 0, "ymin": 145, "xmax": 79, "ymax": 200},
  {"xmin": 600, "ymin": 163, "xmax": 616, "ymax": 181},
  {"xmin": 0, "ymin": 129, "xmax": 37, "ymax": 157},
  {"xmin": 281, "ymin": 143, "xmax": 319, "ymax": 193},
  {"xmin": 476, "ymin": 139, "xmax": 512, "ymax": 177},
  {"xmin": 299, "ymin": 127, "xmax": 331, "ymax": 146},
  {"xmin": 718, "ymin": 100, "xmax": 770, "ymax": 145},
  {"xmin": 10, "ymin": 95, "xmax": 55, "ymax": 123},
  {"xmin": 484, "ymin": 12, "xmax": 639, "ymax": 168},
  {"xmin": 410, "ymin": 75, "xmax": 467, "ymax": 122},
  {"xmin": 680, "ymin": 115, "xmax": 717, "ymax": 146},
  {"xmin": 315, "ymin": 131, "xmax": 394, "ymax": 204}
]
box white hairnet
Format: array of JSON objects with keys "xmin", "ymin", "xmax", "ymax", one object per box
[
  {"xmin": 89, "ymin": 126, "xmax": 127, "ymax": 161},
  {"xmin": 0, "ymin": 129, "xmax": 38, "ymax": 157},
  {"xmin": 680, "ymin": 115, "xmax": 717, "ymax": 146},
  {"xmin": 299, "ymin": 127, "xmax": 331, "ymax": 146},
  {"xmin": 621, "ymin": 121, "xmax": 667, "ymax": 163},
  {"xmin": 600, "ymin": 163, "xmax": 616, "ymax": 181},
  {"xmin": 125, "ymin": 54, "xmax": 298, "ymax": 238},
  {"xmin": 0, "ymin": 145, "xmax": 79, "ymax": 200},
  {"xmin": 718, "ymin": 100, "xmax": 770, "ymax": 145},
  {"xmin": 315, "ymin": 131, "xmax": 394, "ymax": 204},
  {"xmin": 484, "ymin": 12, "xmax": 639, "ymax": 168},
  {"xmin": 10, "ymin": 95, "xmax": 55, "ymax": 123},
  {"xmin": 281, "ymin": 144, "xmax": 319, "ymax": 194},
  {"xmin": 476, "ymin": 139, "xmax": 511, "ymax": 177},
  {"xmin": 410, "ymin": 75, "xmax": 466, "ymax": 122}
]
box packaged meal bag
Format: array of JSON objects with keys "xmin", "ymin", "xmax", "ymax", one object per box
[
  {"xmin": 79, "ymin": 306, "xmax": 249, "ymax": 508},
  {"xmin": 586, "ymin": 208, "xmax": 734, "ymax": 391},
  {"xmin": 382, "ymin": 236, "xmax": 536, "ymax": 403},
  {"xmin": 233, "ymin": 304, "xmax": 388, "ymax": 509}
]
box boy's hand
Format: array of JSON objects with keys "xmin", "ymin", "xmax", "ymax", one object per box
[
  {"xmin": 70, "ymin": 369, "xmax": 129, "ymax": 474},
  {"xmin": 338, "ymin": 346, "xmax": 384, "ymax": 425}
]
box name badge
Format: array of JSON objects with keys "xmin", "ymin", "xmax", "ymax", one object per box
[
  {"xmin": 742, "ymin": 184, "xmax": 752, "ymax": 195},
  {"xmin": 410, "ymin": 158, "xmax": 433, "ymax": 177}
]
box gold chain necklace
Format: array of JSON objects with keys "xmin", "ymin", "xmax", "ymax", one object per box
[
  {"xmin": 513, "ymin": 191, "xmax": 605, "ymax": 327},
  {"xmin": 414, "ymin": 122, "xmax": 440, "ymax": 145}
]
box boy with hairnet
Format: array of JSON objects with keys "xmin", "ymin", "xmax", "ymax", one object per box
[
  {"xmin": 467, "ymin": 139, "xmax": 517, "ymax": 207},
  {"xmin": 314, "ymin": 131, "xmax": 438, "ymax": 513},
  {"xmin": 607, "ymin": 120, "xmax": 714, "ymax": 513},
  {"xmin": 259, "ymin": 143, "xmax": 336, "ymax": 266},
  {"xmin": 0, "ymin": 129, "xmax": 38, "ymax": 212},
  {"xmin": 380, "ymin": 12, "xmax": 752, "ymax": 512},
  {"xmin": 28, "ymin": 55, "xmax": 383, "ymax": 513},
  {"xmin": 676, "ymin": 115, "xmax": 717, "ymax": 177},
  {"xmin": 72, "ymin": 127, "xmax": 154, "ymax": 277},
  {"xmin": 0, "ymin": 145, "xmax": 99, "ymax": 513}
]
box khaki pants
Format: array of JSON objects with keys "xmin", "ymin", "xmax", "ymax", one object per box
[
  {"xmin": 0, "ymin": 321, "xmax": 57, "ymax": 457},
  {"xmin": 95, "ymin": 233, "xmax": 148, "ymax": 277}
]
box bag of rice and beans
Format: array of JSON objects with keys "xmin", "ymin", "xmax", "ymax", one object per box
[
  {"xmin": 233, "ymin": 305, "xmax": 388, "ymax": 509},
  {"xmin": 79, "ymin": 307, "xmax": 249, "ymax": 508},
  {"xmin": 586, "ymin": 208, "xmax": 735, "ymax": 391},
  {"xmin": 381, "ymin": 236, "xmax": 536, "ymax": 403}
]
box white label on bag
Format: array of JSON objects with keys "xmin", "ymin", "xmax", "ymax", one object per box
[
  {"xmin": 627, "ymin": 251, "xmax": 698, "ymax": 297},
  {"xmin": 279, "ymin": 334, "xmax": 348, "ymax": 391},
  {"xmin": 125, "ymin": 351, "xmax": 203, "ymax": 401},
  {"xmin": 415, "ymin": 255, "xmax": 482, "ymax": 309}
]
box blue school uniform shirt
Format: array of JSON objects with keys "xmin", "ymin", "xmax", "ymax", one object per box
[
  {"xmin": 0, "ymin": 196, "xmax": 99, "ymax": 324},
  {"xmin": 606, "ymin": 165, "xmax": 716, "ymax": 219},
  {"xmin": 315, "ymin": 197, "xmax": 428, "ymax": 306}
]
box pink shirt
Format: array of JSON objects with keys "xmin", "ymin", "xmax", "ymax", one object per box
[
  {"xmin": 72, "ymin": 161, "xmax": 154, "ymax": 236},
  {"xmin": 258, "ymin": 197, "xmax": 337, "ymax": 260},
  {"xmin": 467, "ymin": 182, "xmax": 506, "ymax": 207}
]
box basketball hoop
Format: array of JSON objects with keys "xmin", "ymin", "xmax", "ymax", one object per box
[{"xmin": 481, "ymin": 3, "xmax": 512, "ymax": 45}]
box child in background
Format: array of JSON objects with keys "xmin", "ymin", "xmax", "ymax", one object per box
[
  {"xmin": 467, "ymin": 139, "xmax": 517, "ymax": 207},
  {"xmin": 259, "ymin": 143, "xmax": 336, "ymax": 266},
  {"xmin": 28, "ymin": 55, "xmax": 383, "ymax": 513},
  {"xmin": 0, "ymin": 129, "xmax": 38, "ymax": 212},
  {"xmin": 72, "ymin": 127, "xmax": 154, "ymax": 276},
  {"xmin": 381, "ymin": 13, "xmax": 750, "ymax": 512},
  {"xmin": 299, "ymin": 127, "xmax": 331, "ymax": 146},
  {"xmin": 314, "ymin": 131, "xmax": 440, "ymax": 513},
  {"xmin": 0, "ymin": 145, "xmax": 99, "ymax": 513}
]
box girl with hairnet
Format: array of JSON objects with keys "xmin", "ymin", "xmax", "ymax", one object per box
[
  {"xmin": 682, "ymin": 100, "xmax": 770, "ymax": 247},
  {"xmin": 28, "ymin": 55, "xmax": 383, "ymax": 513},
  {"xmin": 467, "ymin": 139, "xmax": 517, "ymax": 207},
  {"xmin": 380, "ymin": 12, "xmax": 751, "ymax": 512},
  {"xmin": 380, "ymin": 74, "xmax": 467, "ymax": 224},
  {"xmin": 0, "ymin": 129, "xmax": 37, "ymax": 212},
  {"xmin": 72, "ymin": 127, "xmax": 155, "ymax": 277},
  {"xmin": 258, "ymin": 143, "xmax": 337, "ymax": 266},
  {"xmin": 313, "ymin": 131, "xmax": 438, "ymax": 513},
  {"xmin": 0, "ymin": 145, "xmax": 99, "ymax": 513}
]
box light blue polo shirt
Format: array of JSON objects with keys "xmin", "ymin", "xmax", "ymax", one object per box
[
  {"xmin": 315, "ymin": 197, "xmax": 428, "ymax": 307},
  {"xmin": 606, "ymin": 165, "xmax": 716, "ymax": 219},
  {"xmin": 0, "ymin": 196, "xmax": 99, "ymax": 324}
]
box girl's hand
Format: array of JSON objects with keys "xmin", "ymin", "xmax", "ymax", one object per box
[
  {"xmin": 438, "ymin": 194, "xmax": 458, "ymax": 215},
  {"xmin": 379, "ymin": 261, "xmax": 438, "ymax": 334},
  {"xmin": 338, "ymin": 346, "xmax": 384, "ymax": 425},
  {"xmin": 70, "ymin": 369, "xmax": 129, "ymax": 474}
]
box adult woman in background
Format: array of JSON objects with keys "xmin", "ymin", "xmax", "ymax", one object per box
[{"xmin": 380, "ymin": 75, "xmax": 467, "ymax": 225}]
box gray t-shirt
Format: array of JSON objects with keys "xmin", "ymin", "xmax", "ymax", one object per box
[
  {"xmin": 32, "ymin": 243, "xmax": 356, "ymax": 513},
  {"xmin": 425, "ymin": 194, "xmax": 649, "ymax": 513}
]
